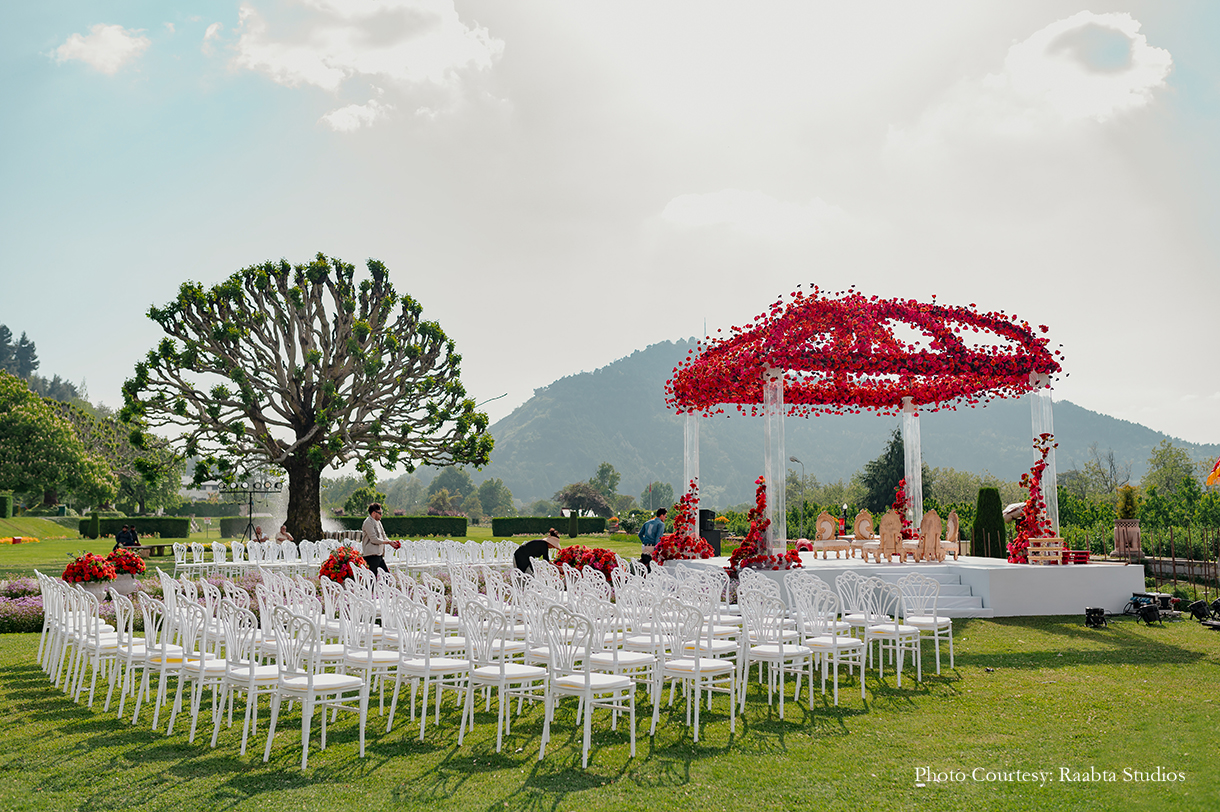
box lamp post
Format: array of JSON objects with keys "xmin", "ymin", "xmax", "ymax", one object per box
[
  {"xmin": 789, "ymin": 456, "xmax": 804, "ymax": 540},
  {"xmin": 842, "ymin": 502, "xmax": 849, "ymax": 537}
]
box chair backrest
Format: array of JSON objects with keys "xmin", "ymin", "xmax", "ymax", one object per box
[
  {"xmin": 388, "ymin": 594, "xmax": 432, "ymax": 661},
  {"xmin": 271, "ymin": 606, "xmax": 320, "ymax": 683},
  {"xmin": 789, "ymin": 580, "xmax": 842, "ymax": 638},
  {"xmin": 543, "ymin": 603, "xmax": 593, "ymax": 679},
  {"xmin": 461, "ymin": 602, "xmax": 509, "ymax": 669},
  {"xmin": 945, "ymin": 512, "xmax": 959, "ymax": 543},
  {"xmin": 739, "ymin": 589, "xmax": 788, "ymax": 646},
  {"xmin": 230, "ymin": 540, "xmax": 247, "ymax": 563},
  {"xmin": 108, "ymin": 589, "xmax": 138, "ymax": 645},
  {"xmin": 190, "ymin": 542, "xmax": 207, "ymax": 564},
  {"xmin": 815, "ymin": 511, "xmax": 837, "ymax": 540},
  {"xmin": 338, "ymin": 595, "xmax": 379, "ymax": 652},
  {"xmin": 652, "ymin": 597, "xmax": 703, "ymax": 660},
  {"xmin": 738, "ymin": 568, "xmax": 780, "ymax": 599},
  {"xmin": 211, "ymin": 542, "xmax": 228, "ymax": 566},
  {"xmin": 173, "ymin": 543, "xmax": 188, "ymax": 566},
  {"xmin": 222, "ymin": 580, "xmax": 251, "ymax": 611},
  {"xmin": 853, "ymin": 509, "xmax": 875, "ymax": 540},
  {"xmin": 896, "ymin": 572, "xmax": 940, "ymax": 618},
  {"xmin": 835, "ymin": 570, "xmax": 869, "ymax": 615},
  {"xmin": 219, "ymin": 598, "xmax": 260, "ymax": 672},
  {"xmin": 784, "ymin": 570, "xmax": 830, "ymax": 607},
  {"xmin": 873, "ymin": 581, "xmax": 905, "ymax": 623},
  {"xmin": 177, "ymin": 600, "xmax": 209, "ymax": 659},
  {"xmin": 139, "ymin": 595, "xmax": 173, "ymax": 652}
]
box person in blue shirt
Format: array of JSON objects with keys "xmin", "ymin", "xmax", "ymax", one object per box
[{"xmin": 637, "ymin": 508, "xmax": 667, "ymax": 568}]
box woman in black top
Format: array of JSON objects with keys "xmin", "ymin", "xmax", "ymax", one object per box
[{"xmin": 514, "ymin": 528, "xmax": 563, "ymax": 573}]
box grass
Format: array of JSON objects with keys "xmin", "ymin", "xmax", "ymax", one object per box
[
  {"xmin": 0, "ymin": 517, "xmax": 80, "ymax": 541},
  {"xmin": 2, "ymin": 615, "xmax": 1219, "ymax": 811}
]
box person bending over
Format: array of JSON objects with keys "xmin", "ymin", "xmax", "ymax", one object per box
[{"xmin": 514, "ymin": 527, "xmax": 563, "ymax": 574}]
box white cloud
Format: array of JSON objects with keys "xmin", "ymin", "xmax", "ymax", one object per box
[
  {"xmin": 202, "ymin": 22, "xmax": 223, "ymax": 55},
  {"xmin": 889, "ymin": 12, "xmax": 1171, "ymax": 149},
  {"xmin": 54, "ymin": 24, "xmax": 150, "ymax": 75},
  {"xmin": 164, "ymin": 22, "xmax": 175, "ymax": 34},
  {"xmin": 320, "ymin": 98, "xmax": 392, "ymax": 132},
  {"xmin": 232, "ymin": 0, "xmax": 502, "ymax": 94},
  {"xmin": 660, "ymin": 190, "xmax": 856, "ymax": 240}
]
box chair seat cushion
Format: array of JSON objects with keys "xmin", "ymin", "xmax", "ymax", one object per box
[
  {"xmin": 471, "ymin": 663, "xmax": 546, "ymax": 682},
  {"xmin": 280, "ymin": 673, "xmax": 364, "ymax": 692},
  {"xmin": 554, "ymin": 672, "xmax": 633, "ymax": 692},
  {"xmin": 588, "ymin": 650, "xmax": 655, "ymax": 668},
  {"xmin": 399, "ymin": 656, "xmax": 469, "ymax": 675},
  {"xmin": 748, "ymin": 643, "xmax": 812, "ymax": 658},
  {"xmin": 664, "ymin": 657, "xmax": 735, "ymax": 675},
  {"xmin": 905, "ymin": 615, "xmax": 951, "ymax": 627},
  {"xmin": 228, "ymin": 664, "xmax": 279, "ymax": 682},
  {"xmin": 868, "ymin": 623, "xmax": 919, "ymax": 635},
  {"xmin": 804, "ymin": 634, "xmax": 863, "ymax": 649}
]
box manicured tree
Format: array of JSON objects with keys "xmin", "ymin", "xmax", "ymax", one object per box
[
  {"xmin": 343, "ymin": 485, "xmax": 387, "ymax": 516},
  {"xmin": 973, "ymin": 486, "xmax": 1007, "ymax": 559},
  {"xmin": 122, "ymin": 254, "xmax": 493, "ymax": 541}
]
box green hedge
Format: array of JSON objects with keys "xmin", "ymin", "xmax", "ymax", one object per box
[
  {"xmin": 334, "ymin": 515, "xmax": 468, "ymax": 538},
  {"xmin": 170, "ymin": 501, "xmax": 243, "ymax": 518},
  {"xmin": 77, "ymin": 516, "xmax": 190, "ymax": 539},
  {"xmin": 972, "ymin": 487, "xmax": 1007, "ymax": 559},
  {"xmin": 0, "ymin": 493, "xmax": 12, "ymax": 520},
  {"xmin": 491, "ymin": 516, "xmax": 607, "ymax": 537}
]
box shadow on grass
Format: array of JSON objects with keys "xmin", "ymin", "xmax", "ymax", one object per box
[{"xmin": 952, "ymin": 616, "xmax": 1209, "ymax": 671}]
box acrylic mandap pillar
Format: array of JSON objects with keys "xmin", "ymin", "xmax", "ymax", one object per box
[
  {"xmin": 763, "ymin": 368, "xmax": 787, "ymax": 555},
  {"xmin": 1030, "ymin": 375, "xmax": 1059, "ymax": 535},
  {"xmin": 683, "ymin": 411, "xmax": 699, "ymax": 517},
  {"xmin": 901, "ymin": 396, "xmax": 924, "ymax": 530}
]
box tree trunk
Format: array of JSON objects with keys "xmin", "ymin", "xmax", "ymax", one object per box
[
  {"xmin": 42, "ymin": 489, "xmax": 58, "ymax": 507},
  {"xmin": 285, "ymin": 459, "xmax": 323, "ymax": 542}
]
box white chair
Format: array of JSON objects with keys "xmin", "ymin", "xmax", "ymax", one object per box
[
  {"xmin": 263, "ymin": 607, "xmax": 368, "ymax": 770},
  {"xmin": 339, "ymin": 596, "xmax": 399, "ymax": 718},
  {"xmin": 385, "ymin": 594, "xmax": 470, "ymax": 741},
  {"xmin": 212, "ymin": 599, "xmax": 279, "ymax": 754},
  {"xmin": 167, "ymin": 601, "xmax": 228, "ymax": 743},
  {"xmin": 897, "ymin": 572, "xmax": 954, "ymax": 675},
  {"xmin": 788, "ymin": 580, "xmax": 865, "ymax": 705},
  {"xmin": 864, "ymin": 582, "xmax": 922, "ymax": 687},
  {"xmin": 211, "ymin": 542, "xmax": 230, "ymax": 577},
  {"xmin": 736, "ymin": 589, "xmax": 812, "ymax": 720},
  {"xmin": 538, "ymin": 603, "xmax": 635, "ymax": 768},
  {"xmin": 104, "ymin": 589, "xmax": 147, "ymax": 717},
  {"xmin": 457, "ymin": 602, "xmax": 547, "ymax": 753},
  {"xmin": 649, "ymin": 597, "xmax": 736, "ymax": 743},
  {"xmin": 131, "ymin": 596, "xmax": 185, "ymax": 730}
]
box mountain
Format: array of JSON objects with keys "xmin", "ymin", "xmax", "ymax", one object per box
[{"xmin": 475, "ymin": 340, "xmax": 1219, "ymax": 507}]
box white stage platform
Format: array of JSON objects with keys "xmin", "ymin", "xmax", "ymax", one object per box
[{"xmin": 686, "ymin": 553, "xmax": 1144, "ymax": 618}]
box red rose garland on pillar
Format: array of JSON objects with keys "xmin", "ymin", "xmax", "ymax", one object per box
[
  {"xmin": 727, "ymin": 476, "xmax": 802, "ymax": 574},
  {"xmin": 1008, "ymin": 433, "xmax": 1058, "ymax": 564},
  {"xmin": 653, "ymin": 481, "xmax": 715, "ymax": 564},
  {"xmin": 891, "ymin": 478, "xmax": 916, "ymax": 539}
]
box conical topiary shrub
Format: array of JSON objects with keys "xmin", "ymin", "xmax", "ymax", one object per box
[{"xmin": 973, "ymin": 487, "xmax": 1007, "ymax": 559}]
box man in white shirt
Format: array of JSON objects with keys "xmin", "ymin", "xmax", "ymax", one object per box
[{"xmin": 361, "ymin": 502, "xmax": 400, "ymax": 576}]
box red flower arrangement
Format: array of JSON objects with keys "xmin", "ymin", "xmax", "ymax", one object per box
[
  {"xmin": 653, "ymin": 481, "xmax": 716, "ymax": 565},
  {"xmin": 319, "ymin": 546, "xmax": 367, "ymax": 584},
  {"xmin": 666, "ymin": 287, "xmax": 1061, "ymax": 417},
  {"xmin": 727, "ymin": 476, "xmax": 803, "ymax": 574},
  {"xmin": 1008, "ymin": 433, "xmax": 1058, "ymax": 564},
  {"xmin": 554, "ymin": 545, "xmax": 621, "ymax": 582},
  {"xmin": 891, "ymin": 478, "xmax": 916, "ymax": 540},
  {"xmin": 107, "ymin": 547, "xmax": 147, "ymax": 576},
  {"xmin": 62, "ymin": 552, "xmax": 117, "ymax": 584}
]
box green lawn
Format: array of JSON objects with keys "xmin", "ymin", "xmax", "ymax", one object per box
[
  {"xmin": 0, "ymin": 517, "xmax": 80, "ymax": 541},
  {"xmin": 1, "ymin": 614, "xmax": 1218, "ymax": 811}
]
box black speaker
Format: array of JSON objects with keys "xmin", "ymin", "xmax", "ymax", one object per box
[
  {"xmin": 1085, "ymin": 607, "xmax": 1107, "ymax": 628},
  {"xmin": 699, "ymin": 509, "xmax": 716, "ymax": 532}
]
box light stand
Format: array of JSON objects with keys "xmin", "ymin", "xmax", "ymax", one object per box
[{"xmin": 219, "ymin": 474, "xmax": 284, "ymax": 542}]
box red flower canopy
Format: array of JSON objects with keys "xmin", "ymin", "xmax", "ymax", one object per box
[{"xmin": 666, "ymin": 287, "xmax": 1061, "ymax": 417}]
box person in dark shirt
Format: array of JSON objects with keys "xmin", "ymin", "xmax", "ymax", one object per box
[{"xmin": 514, "ymin": 528, "xmax": 563, "ymax": 574}]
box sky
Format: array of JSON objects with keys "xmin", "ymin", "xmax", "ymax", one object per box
[{"xmin": 2, "ymin": 1, "xmax": 1219, "ymax": 460}]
